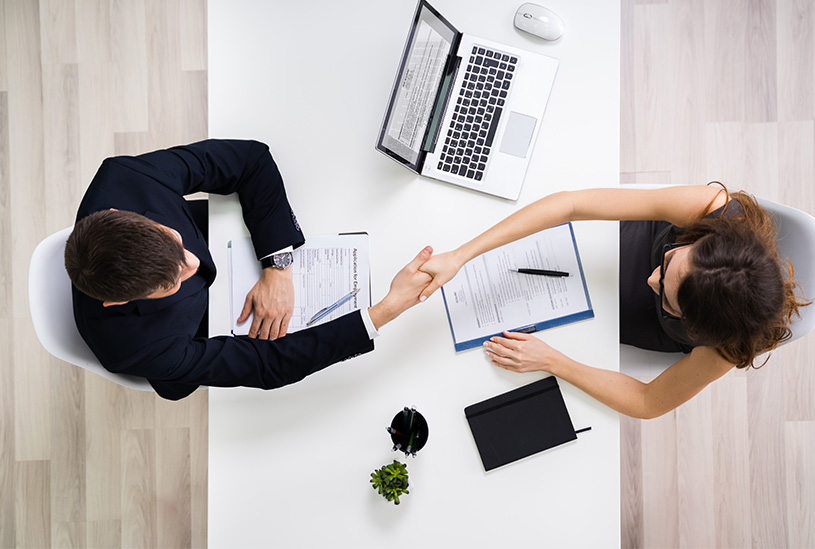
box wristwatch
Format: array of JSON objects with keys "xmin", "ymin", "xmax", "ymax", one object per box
[{"xmin": 261, "ymin": 251, "xmax": 293, "ymax": 270}]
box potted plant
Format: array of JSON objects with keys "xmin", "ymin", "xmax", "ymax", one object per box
[{"xmin": 370, "ymin": 460, "xmax": 410, "ymax": 505}]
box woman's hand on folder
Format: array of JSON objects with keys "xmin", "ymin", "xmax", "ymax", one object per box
[{"xmin": 483, "ymin": 331, "xmax": 562, "ymax": 374}]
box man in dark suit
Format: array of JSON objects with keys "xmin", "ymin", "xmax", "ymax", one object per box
[{"xmin": 66, "ymin": 139, "xmax": 432, "ymax": 400}]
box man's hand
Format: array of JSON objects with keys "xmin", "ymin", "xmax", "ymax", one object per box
[
  {"xmin": 369, "ymin": 246, "xmax": 434, "ymax": 330},
  {"xmin": 238, "ymin": 267, "xmax": 294, "ymax": 340}
]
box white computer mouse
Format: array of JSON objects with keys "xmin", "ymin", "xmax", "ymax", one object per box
[{"xmin": 514, "ymin": 3, "xmax": 565, "ymax": 41}]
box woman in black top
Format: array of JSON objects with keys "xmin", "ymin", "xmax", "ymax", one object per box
[{"xmin": 419, "ymin": 184, "xmax": 807, "ymax": 418}]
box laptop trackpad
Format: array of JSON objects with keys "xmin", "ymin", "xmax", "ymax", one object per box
[{"xmin": 499, "ymin": 112, "xmax": 537, "ymax": 158}]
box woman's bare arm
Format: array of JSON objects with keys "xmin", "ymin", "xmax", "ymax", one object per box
[
  {"xmin": 484, "ymin": 332, "xmax": 734, "ymax": 419},
  {"xmin": 419, "ymin": 185, "xmax": 726, "ymax": 299}
]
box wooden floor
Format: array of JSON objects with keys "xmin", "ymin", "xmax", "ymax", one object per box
[
  {"xmin": 1, "ymin": 0, "xmax": 813, "ymax": 547},
  {"xmin": 0, "ymin": 0, "xmax": 209, "ymax": 547},
  {"xmin": 620, "ymin": 0, "xmax": 815, "ymax": 547}
]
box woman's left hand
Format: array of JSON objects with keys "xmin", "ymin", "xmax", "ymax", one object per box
[{"xmin": 483, "ymin": 331, "xmax": 563, "ymax": 374}]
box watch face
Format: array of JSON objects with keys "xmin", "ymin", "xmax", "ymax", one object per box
[{"xmin": 273, "ymin": 252, "xmax": 293, "ymax": 269}]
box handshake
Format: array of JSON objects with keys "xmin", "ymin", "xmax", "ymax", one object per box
[{"xmin": 367, "ymin": 246, "xmax": 463, "ymax": 331}]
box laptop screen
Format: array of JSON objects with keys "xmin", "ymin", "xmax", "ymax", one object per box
[{"xmin": 376, "ymin": 1, "xmax": 459, "ymax": 172}]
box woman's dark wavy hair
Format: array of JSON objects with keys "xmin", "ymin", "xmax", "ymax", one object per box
[
  {"xmin": 676, "ymin": 183, "xmax": 809, "ymax": 368},
  {"xmin": 65, "ymin": 209, "xmax": 187, "ymax": 302}
]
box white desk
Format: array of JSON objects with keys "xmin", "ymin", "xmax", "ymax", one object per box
[{"xmin": 208, "ymin": 0, "xmax": 621, "ymax": 546}]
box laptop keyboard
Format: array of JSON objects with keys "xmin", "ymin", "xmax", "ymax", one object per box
[{"xmin": 437, "ymin": 46, "xmax": 518, "ymax": 181}]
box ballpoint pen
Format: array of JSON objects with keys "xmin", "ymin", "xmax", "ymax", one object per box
[
  {"xmin": 306, "ymin": 288, "xmax": 359, "ymax": 326},
  {"xmin": 509, "ymin": 268, "xmax": 570, "ymax": 277}
]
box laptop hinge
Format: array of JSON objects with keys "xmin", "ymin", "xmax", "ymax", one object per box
[{"xmin": 420, "ymin": 52, "xmax": 462, "ymax": 163}]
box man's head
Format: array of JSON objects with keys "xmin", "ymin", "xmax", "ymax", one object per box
[{"xmin": 65, "ymin": 209, "xmax": 193, "ymax": 304}]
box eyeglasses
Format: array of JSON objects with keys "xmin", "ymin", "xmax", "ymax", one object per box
[{"xmin": 659, "ymin": 242, "xmax": 691, "ymax": 320}]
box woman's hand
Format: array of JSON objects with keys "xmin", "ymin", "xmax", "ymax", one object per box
[
  {"xmin": 482, "ymin": 331, "xmax": 565, "ymax": 374},
  {"xmin": 418, "ymin": 250, "xmax": 466, "ymax": 300}
]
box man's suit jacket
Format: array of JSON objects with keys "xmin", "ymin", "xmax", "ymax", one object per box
[{"xmin": 73, "ymin": 140, "xmax": 374, "ymax": 400}]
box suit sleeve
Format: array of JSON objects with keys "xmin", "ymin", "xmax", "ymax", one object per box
[
  {"xmin": 128, "ymin": 311, "xmax": 375, "ymax": 401},
  {"xmin": 113, "ymin": 139, "xmax": 304, "ymax": 258}
]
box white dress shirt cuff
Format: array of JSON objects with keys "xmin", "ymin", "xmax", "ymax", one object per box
[
  {"xmin": 259, "ymin": 245, "xmax": 293, "ymax": 260},
  {"xmin": 360, "ymin": 308, "xmax": 380, "ymax": 340}
]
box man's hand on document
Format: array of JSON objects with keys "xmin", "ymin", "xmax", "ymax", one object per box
[{"xmin": 239, "ymin": 266, "xmax": 295, "ymax": 340}]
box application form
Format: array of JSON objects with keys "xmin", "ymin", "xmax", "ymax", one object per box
[{"xmin": 441, "ymin": 223, "xmax": 593, "ymax": 351}]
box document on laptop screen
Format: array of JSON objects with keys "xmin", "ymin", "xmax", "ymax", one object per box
[
  {"xmin": 378, "ymin": 3, "xmax": 457, "ymax": 168},
  {"xmin": 441, "ymin": 223, "xmax": 594, "ymax": 351},
  {"xmin": 387, "ymin": 21, "xmax": 449, "ymax": 158},
  {"xmin": 228, "ymin": 234, "xmax": 371, "ymax": 335}
]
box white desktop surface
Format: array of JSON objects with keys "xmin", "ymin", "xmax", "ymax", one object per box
[{"xmin": 208, "ymin": 1, "xmax": 621, "ymax": 547}]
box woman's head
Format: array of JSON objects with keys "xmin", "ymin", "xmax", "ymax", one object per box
[{"xmin": 670, "ymin": 188, "xmax": 807, "ymax": 367}]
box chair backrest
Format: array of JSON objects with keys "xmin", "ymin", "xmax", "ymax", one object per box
[
  {"xmin": 756, "ymin": 197, "xmax": 815, "ymax": 343},
  {"xmin": 28, "ymin": 227, "xmax": 153, "ymax": 390}
]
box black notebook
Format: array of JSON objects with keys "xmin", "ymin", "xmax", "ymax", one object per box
[{"xmin": 465, "ymin": 376, "xmax": 577, "ymax": 471}]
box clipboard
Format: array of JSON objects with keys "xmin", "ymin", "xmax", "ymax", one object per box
[
  {"xmin": 464, "ymin": 376, "xmax": 577, "ymax": 471},
  {"xmin": 441, "ymin": 223, "xmax": 594, "ymax": 351},
  {"xmin": 227, "ymin": 232, "xmax": 371, "ymax": 335}
]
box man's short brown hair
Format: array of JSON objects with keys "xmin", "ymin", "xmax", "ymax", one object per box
[{"xmin": 65, "ymin": 210, "xmax": 187, "ymax": 302}]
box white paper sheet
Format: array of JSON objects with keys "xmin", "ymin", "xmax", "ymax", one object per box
[
  {"xmin": 441, "ymin": 223, "xmax": 593, "ymax": 350},
  {"xmin": 228, "ymin": 234, "xmax": 370, "ymax": 335}
]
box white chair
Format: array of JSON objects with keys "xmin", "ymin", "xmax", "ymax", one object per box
[
  {"xmin": 620, "ymin": 191, "xmax": 815, "ymax": 377},
  {"xmin": 29, "ymin": 227, "xmax": 153, "ymax": 390}
]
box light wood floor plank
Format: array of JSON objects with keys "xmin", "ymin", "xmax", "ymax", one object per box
[
  {"xmin": 180, "ymin": 0, "xmax": 207, "ymax": 72},
  {"xmin": 189, "ymin": 389, "xmax": 208, "ymax": 549},
  {"xmin": 6, "ymin": 0, "xmax": 46, "ymax": 320},
  {"xmin": 42, "ymin": 62, "xmax": 82, "ymax": 233},
  {"xmin": 632, "ymin": 3, "xmax": 674, "ymax": 173},
  {"xmin": 13, "ymin": 321, "xmax": 52, "ymax": 462},
  {"xmin": 0, "ymin": 319, "xmax": 16, "ymax": 548},
  {"xmin": 51, "ymin": 521, "xmax": 85, "ymax": 549},
  {"xmin": 711, "ymin": 376, "xmax": 752, "ymax": 548},
  {"xmin": 676, "ymin": 388, "xmax": 715, "ymax": 548},
  {"xmin": 84, "ymin": 375, "xmax": 124, "ymax": 522},
  {"xmin": 111, "ymin": 0, "xmax": 148, "ymax": 133},
  {"xmin": 619, "ymin": 413, "xmax": 643, "ymax": 549},
  {"xmin": 785, "ymin": 420, "xmax": 815, "ymax": 547},
  {"xmin": 0, "ymin": 0, "xmax": 8, "ymax": 92},
  {"xmin": 38, "ymin": 0, "xmax": 77, "ymax": 65},
  {"xmin": 777, "ymin": 0, "xmax": 815, "ymax": 121},
  {"xmin": 87, "ymin": 520, "xmax": 121, "ymax": 549},
  {"xmin": 744, "ymin": 0, "xmax": 778, "ymax": 123},
  {"xmin": 670, "ymin": 0, "xmax": 708, "ymax": 187},
  {"xmin": 620, "ymin": 0, "xmax": 637, "ymax": 175},
  {"xmin": 778, "ymin": 120, "xmax": 815, "ymax": 218},
  {"xmin": 156, "ymin": 428, "xmax": 192, "ymax": 548},
  {"xmin": 705, "ymin": 0, "xmax": 748, "ymax": 122},
  {"xmin": 747, "ymin": 366, "xmax": 790, "ymax": 546},
  {"xmin": 121, "ymin": 429, "xmax": 157, "ymax": 548},
  {"xmin": 49, "ymin": 357, "xmax": 86, "ymax": 525},
  {"xmin": 641, "ymin": 412, "xmax": 679, "ymax": 547},
  {"xmin": 15, "ymin": 460, "xmax": 50, "ymax": 549},
  {"xmin": 0, "ymin": 91, "xmax": 11, "ymax": 319}
]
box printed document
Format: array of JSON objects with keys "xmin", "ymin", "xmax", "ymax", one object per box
[
  {"xmin": 228, "ymin": 234, "xmax": 370, "ymax": 335},
  {"xmin": 441, "ymin": 223, "xmax": 593, "ymax": 351}
]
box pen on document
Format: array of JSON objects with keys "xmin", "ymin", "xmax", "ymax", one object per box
[
  {"xmin": 509, "ymin": 268, "xmax": 570, "ymax": 277},
  {"xmin": 306, "ymin": 288, "xmax": 359, "ymax": 326}
]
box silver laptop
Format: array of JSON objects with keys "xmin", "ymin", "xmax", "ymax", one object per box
[{"xmin": 376, "ymin": 0, "xmax": 559, "ymax": 200}]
